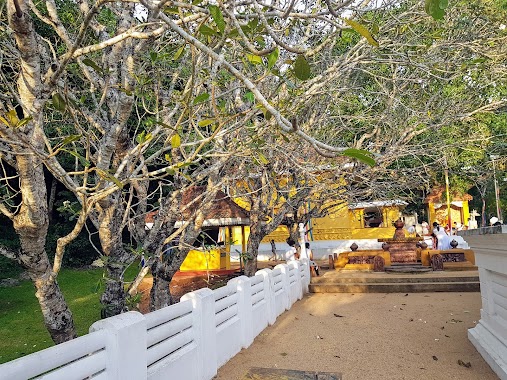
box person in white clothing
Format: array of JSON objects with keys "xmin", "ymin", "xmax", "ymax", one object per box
[
  {"xmin": 285, "ymin": 239, "xmax": 297, "ymax": 262},
  {"xmin": 421, "ymin": 221, "xmax": 429, "ymax": 235},
  {"xmin": 433, "ymin": 222, "xmax": 450, "ymax": 250},
  {"xmin": 305, "ymin": 242, "xmax": 319, "ymax": 276}
]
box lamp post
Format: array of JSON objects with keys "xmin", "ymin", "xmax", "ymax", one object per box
[{"xmin": 491, "ymin": 155, "xmax": 502, "ymax": 223}]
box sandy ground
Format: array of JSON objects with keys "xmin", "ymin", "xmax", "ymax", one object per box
[{"xmin": 215, "ymin": 292, "xmax": 498, "ymax": 380}]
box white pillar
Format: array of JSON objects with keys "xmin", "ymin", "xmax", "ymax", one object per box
[
  {"xmin": 299, "ymin": 258, "xmax": 310, "ymax": 294},
  {"xmin": 90, "ymin": 311, "xmax": 147, "ymax": 380},
  {"xmin": 299, "ymin": 223, "xmax": 307, "ymax": 258},
  {"xmin": 277, "ymin": 263, "xmax": 290, "ymax": 311},
  {"xmin": 181, "ymin": 288, "xmax": 217, "ymax": 380},
  {"xmin": 255, "ymin": 268, "xmax": 276, "ymax": 325},
  {"xmin": 229, "ymin": 276, "xmax": 254, "ymax": 348}
]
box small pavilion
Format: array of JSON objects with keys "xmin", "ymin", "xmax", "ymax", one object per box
[
  {"xmin": 424, "ymin": 187, "xmax": 472, "ymax": 228},
  {"xmin": 146, "ymin": 187, "xmax": 249, "ymax": 273}
]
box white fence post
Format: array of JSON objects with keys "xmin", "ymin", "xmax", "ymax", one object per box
[
  {"xmin": 89, "ymin": 311, "xmax": 147, "ymax": 380},
  {"xmin": 229, "ymin": 275, "xmax": 254, "ymax": 348},
  {"xmin": 277, "ymin": 263, "xmax": 290, "ymax": 311},
  {"xmin": 256, "ymin": 268, "xmax": 276, "ymax": 325},
  {"xmin": 181, "ymin": 288, "xmax": 217, "ymax": 380},
  {"xmin": 293, "ymin": 260, "xmax": 304, "ymax": 300},
  {"xmin": 299, "ymin": 258, "xmax": 310, "ymax": 294}
]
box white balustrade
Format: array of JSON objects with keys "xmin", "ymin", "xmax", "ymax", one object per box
[{"xmin": 0, "ymin": 261, "xmax": 310, "ymax": 380}]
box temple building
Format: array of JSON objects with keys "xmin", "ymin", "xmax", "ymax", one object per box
[
  {"xmin": 424, "ymin": 187, "xmax": 472, "ymax": 228},
  {"xmin": 146, "ymin": 187, "xmax": 249, "ymax": 273}
]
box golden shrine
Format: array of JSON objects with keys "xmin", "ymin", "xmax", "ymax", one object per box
[{"xmin": 424, "ymin": 187, "xmax": 472, "ymax": 228}]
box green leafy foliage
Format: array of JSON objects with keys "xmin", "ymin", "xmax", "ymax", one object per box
[
  {"xmin": 243, "ymin": 92, "xmax": 255, "ymax": 103},
  {"xmin": 343, "ymin": 19, "xmax": 379, "ymax": 47},
  {"xmin": 342, "ymin": 148, "xmax": 376, "ymax": 167},
  {"xmin": 208, "ymin": 5, "xmax": 225, "ymax": 33},
  {"xmin": 52, "ymin": 93, "xmax": 67, "ymax": 112},
  {"xmin": 170, "ymin": 134, "xmax": 181, "ymax": 148},
  {"xmin": 246, "ymin": 53, "xmax": 263, "ymax": 65},
  {"xmin": 425, "ymin": 0, "xmax": 449, "ymax": 20},
  {"xmin": 173, "ymin": 45, "xmax": 185, "ymax": 60},
  {"xmin": 267, "ymin": 48, "xmax": 279, "ymax": 69},
  {"xmin": 193, "ymin": 92, "xmax": 210, "ymax": 104},
  {"xmin": 198, "ymin": 24, "xmax": 218, "ymax": 36},
  {"xmin": 293, "ymin": 55, "xmax": 311, "ymax": 80},
  {"xmin": 198, "ymin": 119, "xmax": 215, "ymax": 127},
  {"xmin": 82, "ymin": 58, "xmax": 103, "ymax": 74}
]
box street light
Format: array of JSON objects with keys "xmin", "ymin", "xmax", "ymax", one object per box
[{"xmin": 491, "ymin": 155, "xmax": 502, "ymax": 223}]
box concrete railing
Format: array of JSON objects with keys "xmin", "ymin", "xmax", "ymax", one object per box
[
  {"xmin": 463, "ymin": 227, "xmax": 507, "ymax": 380},
  {"xmin": 0, "ymin": 260, "xmax": 310, "ymax": 380}
]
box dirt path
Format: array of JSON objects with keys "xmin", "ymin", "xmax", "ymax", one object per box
[{"xmin": 215, "ymin": 292, "xmax": 498, "ymax": 380}]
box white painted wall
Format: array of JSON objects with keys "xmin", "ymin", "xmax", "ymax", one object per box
[
  {"xmin": 232, "ymin": 236, "xmax": 470, "ymax": 263},
  {"xmin": 464, "ymin": 227, "xmax": 507, "ymax": 380},
  {"xmin": 0, "ymin": 260, "xmax": 310, "ymax": 380}
]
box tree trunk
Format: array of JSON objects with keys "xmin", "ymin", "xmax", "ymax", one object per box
[
  {"xmin": 481, "ymin": 197, "xmax": 487, "ymax": 227},
  {"xmin": 100, "ymin": 248, "xmax": 131, "ymax": 318},
  {"xmin": 149, "ymin": 260, "xmax": 175, "ymax": 311},
  {"xmin": 14, "ymin": 156, "xmax": 77, "ymax": 343},
  {"xmin": 98, "ymin": 201, "xmax": 132, "ymax": 317},
  {"xmin": 288, "ymin": 223, "xmax": 299, "ymax": 245},
  {"xmin": 245, "ymin": 219, "xmax": 263, "ymax": 276},
  {"xmin": 48, "ymin": 177, "xmax": 57, "ymax": 223},
  {"xmin": 32, "ymin": 269, "xmax": 78, "ymax": 343}
]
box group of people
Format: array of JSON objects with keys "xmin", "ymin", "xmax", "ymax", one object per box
[
  {"xmin": 407, "ymin": 220, "xmax": 457, "ymax": 250},
  {"xmin": 278, "ymin": 239, "xmax": 320, "ymax": 276},
  {"xmin": 431, "ymin": 222, "xmax": 452, "ymax": 250}
]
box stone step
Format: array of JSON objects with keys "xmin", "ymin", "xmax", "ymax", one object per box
[
  {"xmin": 385, "ymin": 266, "xmax": 433, "ymax": 274},
  {"xmin": 311, "ymin": 275, "xmax": 479, "ymax": 284},
  {"xmin": 309, "ymin": 281, "xmax": 480, "ymax": 293},
  {"xmin": 443, "ymin": 262, "xmax": 478, "ymax": 271},
  {"xmin": 390, "ymin": 262, "xmax": 423, "ymax": 266}
]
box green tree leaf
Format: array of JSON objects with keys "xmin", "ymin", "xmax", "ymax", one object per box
[
  {"xmin": 173, "ymin": 45, "xmax": 185, "ymax": 60},
  {"xmin": 96, "ymin": 169, "xmax": 124, "ymax": 189},
  {"xmin": 193, "ymin": 93, "xmax": 210, "ymax": 104},
  {"xmin": 6, "ymin": 110, "xmax": 19, "ymax": 126},
  {"xmin": 199, "ymin": 24, "xmax": 218, "ymax": 36},
  {"xmin": 342, "ymin": 148, "xmax": 376, "ymax": 167},
  {"xmin": 209, "ymin": 5, "xmax": 225, "ymax": 33},
  {"xmin": 198, "ymin": 119, "xmax": 215, "ymax": 127},
  {"xmin": 267, "ymin": 48, "xmax": 279, "ymax": 69},
  {"xmin": 62, "ymin": 149, "xmax": 91, "ymax": 167},
  {"xmin": 246, "ymin": 54, "xmax": 263, "ymax": 65},
  {"xmin": 343, "ymin": 19, "xmax": 379, "ymax": 47},
  {"xmin": 170, "ymin": 134, "xmax": 181, "ymax": 148},
  {"xmin": 61, "ymin": 134, "xmax": 82, "ymax": 146},
  {"xmin": 244, "ymin": 92, "xmax": 255, "ymax": 103},
  {"xmin": 82, "ymin": 58, "xmax": 103, "ymax": 73},
  {"xmin": 16, "ymin": 116, "xmax": 33, "ymax": 128},
  {"xmin": 425, "ymin": 0, "xmax": 448, "ymax": 20},
  {"xmin": 258, "ymin": 153, "xmax": 269, "ymax": 165},
  {"xmin": 52, "ymin": 93, "xmax": 67, "ymax": 112},
  {"xmin": 294, "ymin": 55, "xmax": 311, "ymax": 80}
]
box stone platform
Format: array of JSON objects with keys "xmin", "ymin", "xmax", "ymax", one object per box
[{"xmin": 309, "ymin": 270, "xmax": 480, "ymax": 293}]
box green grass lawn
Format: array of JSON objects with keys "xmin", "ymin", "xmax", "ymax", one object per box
[{"xmin": 0, "ymin": 265, "xmax": 140, "ymax": 364}]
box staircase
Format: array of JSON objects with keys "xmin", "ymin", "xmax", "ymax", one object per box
[
  {"xmin": 384, "ymin": 263, "xmax": 432, "ymax": 273},
  {"xmin": 309, "ymin": 271, "xmax": 480, "ymax": 293}
]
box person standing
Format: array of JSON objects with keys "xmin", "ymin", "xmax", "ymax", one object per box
[
  {"xmin": 421, "ymin": 221, "xmax": 429, "ymax": 235},
  {"xmin": 285, "ymin": 239, "xmax": 297, "ymax": 262},
  {"xmin": 269, "ymin": 239, "xmax": 277, "ymax": 261},
  {"xmin": 305, "ymin": 242, "xmax": 320, "ymax": 276}
]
